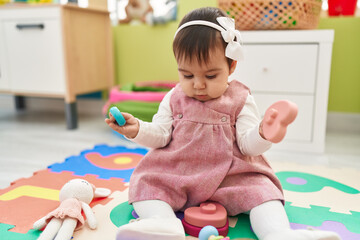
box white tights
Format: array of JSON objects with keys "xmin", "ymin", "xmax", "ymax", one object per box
[
  {"xmin": 132, "ymin": 200, "xmax": 340, "ymax": 240},
  {"xmin": 133, "ymin": 200, "xmax": 177, "ymax": 219},
  {"xmin": 249, "ymin": 200, "xmax": 291, "ymax": 239},
  {"xmin": 133, "ymin": 200, "xmax": 289, "ymax": 239}
]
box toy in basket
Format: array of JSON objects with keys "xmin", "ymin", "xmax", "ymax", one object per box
[{"xmin": 218, "ymin": 0, "xmax": 322, "ymax": 30}]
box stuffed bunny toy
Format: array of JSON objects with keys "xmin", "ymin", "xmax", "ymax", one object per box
[{"xmin": 33, "ymin": 179, "xmax": 111, "ymax": 240}]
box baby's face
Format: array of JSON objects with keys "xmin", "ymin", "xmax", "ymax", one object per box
[{"xmin": 177, "ymin": 47, "xmax": 236, "ymax": 102}]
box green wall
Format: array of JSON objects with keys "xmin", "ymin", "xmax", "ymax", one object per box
[
  {"xmin": 113, "ymin": 21, "xmax": 178, "ymax": 84},
  {"xmin": 318, "ymin": 17, "xmax": 360, "ymax": 113},
  {"xmin": 113, "ymin": 1, "xmax": 360, "ymax": 114}
]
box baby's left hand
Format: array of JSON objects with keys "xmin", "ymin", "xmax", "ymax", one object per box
[{"xmin": 260, "ymin": 100, "xmax": 298, "ymax": 143}]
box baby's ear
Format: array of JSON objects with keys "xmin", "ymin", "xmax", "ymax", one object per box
[
  {"xmin": 229, "ymin": 60, "xmax": 237, "ymax": 75},
  {"xmin": 94, "ymin": 188, "xmax": 111, "ymax": 198}
]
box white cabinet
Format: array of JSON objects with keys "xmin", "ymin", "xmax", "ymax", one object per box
[
  {"xmin": 0, "ymin": 5, "xmax": 114, "ymax": 129},
  {"xmin": 3, "ymin": 17, "xmax": 66, "ymax": 95},
  {"xmin": 231, "ymin": 30, "xmax": 334, "ymax": 153}
]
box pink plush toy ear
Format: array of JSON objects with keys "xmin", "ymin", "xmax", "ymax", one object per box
[{"xmin": 262, "ymin": 100, "xmax": 298, "ymax": 143}]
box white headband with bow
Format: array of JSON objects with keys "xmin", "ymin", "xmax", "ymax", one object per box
[{"xmin": 174, "ymin": 17, "xmax": 244, "ymax": 61}]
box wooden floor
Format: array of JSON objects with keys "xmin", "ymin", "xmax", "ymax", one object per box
[{"xmin": 1, "ymin": 96, "xmax": 359, "ymax": 189}]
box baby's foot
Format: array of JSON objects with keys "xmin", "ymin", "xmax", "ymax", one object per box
[
  {"xmin": 116, "ymin": 217, "xmax": 185, "ymax": 240},
  {"xmin": 264, "ymin": 229, "xmax": 341, "ymax": 240}
]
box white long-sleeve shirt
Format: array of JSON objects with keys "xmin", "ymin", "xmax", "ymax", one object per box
[{"xmin": 130, "ymin": 87, "xmax": 272, "ymax": 156}]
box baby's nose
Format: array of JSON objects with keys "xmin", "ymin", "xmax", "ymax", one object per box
[{"xmin": 194, "ymin": 79, "xmax": 205, "ymax": 89}]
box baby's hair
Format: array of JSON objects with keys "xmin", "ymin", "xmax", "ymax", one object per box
[{"xmin": 173, "ymin": 7, "xmax": 233, "ymax": 68}]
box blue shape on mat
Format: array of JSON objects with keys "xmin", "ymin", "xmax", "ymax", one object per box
[{"xmin": 48, "ymin": 144, "xmax": 148, "ymax": 181}]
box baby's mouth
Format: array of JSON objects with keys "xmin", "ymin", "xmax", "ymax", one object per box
[{"xmin": 195, "ymin": 94, "xmax": 209, "ymax": 100}]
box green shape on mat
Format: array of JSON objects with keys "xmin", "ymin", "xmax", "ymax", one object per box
[
  {"xmin": 285, "ymin": 202, "xmax": 360, "ymax": 233},
  {"xmin": 107, "ymin": 101, "xmax": 160, "ymax": 122},
  {"xmin": 110, "ymin": 201, "xmax": 136, "ymax": 227},
  {"xmin": 227, "ymin": 214, "xmax": 257, "ymax": 239},
  {"xmin": 0, "ymin": 223, "xmax": 40, "ymax": 240},
  {"xmin": 276, "ymin": 171, "xmax": 360, "ymax": 194}
]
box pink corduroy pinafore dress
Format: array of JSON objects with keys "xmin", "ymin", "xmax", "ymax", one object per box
[{"xmin": 128, "ymin": 80, "xmax": 284, "ymax": 216}]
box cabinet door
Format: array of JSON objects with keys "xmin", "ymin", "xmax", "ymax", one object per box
[
  {"xmin": 3, "ymin": 18, "xmax": 66, "ymax": 95},
  {"xmin": 234, "ymin": 44, "xmax": 318, "ymax": 94}
]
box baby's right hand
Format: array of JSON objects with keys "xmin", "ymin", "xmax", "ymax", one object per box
[{"xmin": 105, "ymin": 112, "xmax": 139, "ymax": 139}]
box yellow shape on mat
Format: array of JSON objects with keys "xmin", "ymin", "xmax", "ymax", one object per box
[
  {"xmin": 114, "ymin": 157, "xmax": 132, "ymax": 164},
  {"xmin": 0, "ymin": 185, "xmax": 59, "ymax": 201}
]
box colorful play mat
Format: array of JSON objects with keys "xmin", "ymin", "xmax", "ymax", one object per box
[{"xmin": 1, "ymin": 144, "xmax": 359, "ymax": 240}]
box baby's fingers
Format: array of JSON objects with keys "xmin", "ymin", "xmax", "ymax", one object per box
[
  {"xmin": 105, "ymin": 114, "xmax": 117, "ymax": 125},
  {"xmin": 121, "ymin": 112, "xmax": 137, "ymax": 124},
  {"xmin": 104, "ymin": 118, "xmax": 112, "ymax": 124}
]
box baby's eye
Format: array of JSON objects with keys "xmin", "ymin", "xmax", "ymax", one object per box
[
  {"xmin": 206, "ymin": 75, "xmax": 217, "ymax": 79},
  {"xmin": 183, "ymin": 74, "xmax": 193, "ymax": 79}
]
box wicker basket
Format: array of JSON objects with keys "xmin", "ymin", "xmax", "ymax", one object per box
[{"xmin": 218, "ymin": 0, "xmax": 322, "ymax": 30}]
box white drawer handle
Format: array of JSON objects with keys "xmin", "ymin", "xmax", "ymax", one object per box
[{"xmin": 16, "ymin": 24, "xmax": 45, "ymax": 30}]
